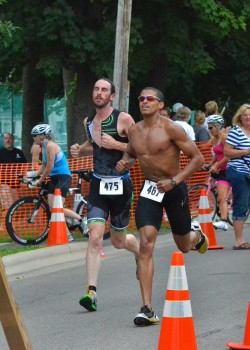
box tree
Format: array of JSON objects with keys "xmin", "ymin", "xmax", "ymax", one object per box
[{"xmin": 0, "ymin": 0, "xmax": 249, "ymax": 155}]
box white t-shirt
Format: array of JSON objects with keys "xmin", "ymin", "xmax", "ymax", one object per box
[{"xmin": 175, "ymin": 121, "xmax": 196, "ymax": 140}]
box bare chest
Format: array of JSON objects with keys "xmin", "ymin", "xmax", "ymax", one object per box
[{"xmin": 132, "ymin": 128, "xmax": 171, "ymax": 155}]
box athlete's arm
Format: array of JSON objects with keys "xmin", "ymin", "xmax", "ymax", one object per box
[
  {"xmin": 115, "ymin": 127, "xmax": 137, "ymax": 173},
  {"xmin": 101, "ymin": 112, "xmax": 135, "ymax": 152}
]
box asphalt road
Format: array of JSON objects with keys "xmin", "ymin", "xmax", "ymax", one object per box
[{"xmin": 1, "ymin": 224, "xmax": 250, "ymax": 350}]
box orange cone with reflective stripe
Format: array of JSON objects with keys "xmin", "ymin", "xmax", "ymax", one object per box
[
  {"xmin": 158, "ymin": 251, "xmax": 197, "ymax": 350},
  {"xmin": 47, "ymin": 188, "xmax": 68, "ymax": 246},
  {"xmin": 226, "ymin": 299, "xmax": 250, "ymax": 349},
  {"xmin": 198, "ymin": 188, "xmax": 224, "ymax": 249}
]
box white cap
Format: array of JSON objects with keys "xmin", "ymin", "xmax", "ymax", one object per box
[{"xmin": 172, "ymin": 102, "xmax": 183, "ymax": 113}]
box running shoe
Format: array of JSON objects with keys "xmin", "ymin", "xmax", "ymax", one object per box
[
  {"xmin": 79, "ymin": 218, "xmax": 89, "ymax": 237},
  {"xmin": 67, "ymin": 231, "xmax": 74, "ymax": 242},
  {"xmin": 192, "ymin": 221, "xmax": 209, "ymax": 254},
  {"xmin": 79, "ymin": 289, "xmax": 97, "ymax": 311},
  {"xmin": 134, "ymin": 305, "xmax": 159, "ymax": 326},
  {"xmin": 213, "ymin": 220, "xmax": 228, "ymax": 231}
]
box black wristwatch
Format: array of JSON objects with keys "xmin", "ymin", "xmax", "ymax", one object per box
[{"xmin": 170, "ymin": 178, "xmax": 177, "ymax": 187}]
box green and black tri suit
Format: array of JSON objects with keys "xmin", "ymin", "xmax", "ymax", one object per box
[{"xmin": 86, "ymin": 109, "xmax": 133, "ymax": 232}]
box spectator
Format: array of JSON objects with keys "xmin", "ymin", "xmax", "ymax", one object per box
[
  {"xmin": 160, "ymin": 107, "xmax": 171, "ymax": 118},
  {"xmin": 0, "ymin": 133, "xmax": 27, "ymax": 163},
  {"xmin": 171, "ymin": 102, "xmax": 183, "ymax": 120},
  {"xmin": 205, "ymin": 100, "xmax": 219, "ymax": 116},
  {"xmin": 204, "ymin": 115, "xmax": 230, "ymax": 231},
  {"xmin": 204, "ymin": 100, "xmax": 219, "ymax": 130},
  {"xmin": 192, "ymin": 110, "xmax": 210, "ymax": 142},
  {"xmin": 175, "ymin": 106, "xmax": 196, "ymax": 140},
  {"xmin": 224, "ymin": 104, "xmax": 250, "ymax": 249},
  {"xmin": 0, "ymin": 133, "xmax": 27, "ymax": 211}
]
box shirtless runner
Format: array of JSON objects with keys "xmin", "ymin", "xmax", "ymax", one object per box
[{"xmin": 116, "ymin": 87, "xmax": 209, "ymax": 326}]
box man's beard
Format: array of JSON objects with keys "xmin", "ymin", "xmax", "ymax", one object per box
[{"xmin": 94, "ymin": 99, "xmax": 110, "ymax": 110}]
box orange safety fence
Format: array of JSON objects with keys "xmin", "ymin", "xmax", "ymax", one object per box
[{"xmin": 0, "ymin": 142, "xmax": 212, "ymax": 241}]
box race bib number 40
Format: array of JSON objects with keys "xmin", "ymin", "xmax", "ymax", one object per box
[
  {"xmin": 99, "ymin": 177, "xmax": 123, "ymax": 195},
  {"xmin": 140, "ymin": 180, "xmax": 164, "ymax": 202}
]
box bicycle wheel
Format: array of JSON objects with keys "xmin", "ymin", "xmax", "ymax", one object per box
[
  {"xmin": 76, "ymin": 198, "xmax": 111, "ymax": 240},
  {"xmin": 5, "ymin": 196, "xmax": 50, "ymax": 246},
  {"xmin": 188, "ymin": 184, "xmax": 217, "ymax": 221}
]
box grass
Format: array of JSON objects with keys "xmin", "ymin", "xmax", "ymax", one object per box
[
  {"xmin": 0, "ymin": 246, "xmax": 40, "ymax": 257},
  {"xmin": 0, "ymin": 237, "xmax": 13, "ymax": 243},
  {"xmin": 0, "ymin": 231, "xmax": 87, "ymax": 257}
]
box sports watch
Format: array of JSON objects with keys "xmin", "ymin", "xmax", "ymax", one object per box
[{"xmin": 170, "ymin": 178, "xmax": 177, "ymax": 187}]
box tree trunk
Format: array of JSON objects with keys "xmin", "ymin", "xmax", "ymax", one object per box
[
  {"xmin": 63, "ymin": 65, "xmax": 95, "ymax": 154},
  {"xmin": 22, "ymin": 62, "xmax": 46, "ymax": 162}
]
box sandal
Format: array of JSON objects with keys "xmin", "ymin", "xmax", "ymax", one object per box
[{"xmin": 233, "ymin": 242, "xmax": 250, "ymax": 250}]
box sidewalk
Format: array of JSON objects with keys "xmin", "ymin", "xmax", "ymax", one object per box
[
  {"xmin": 1, "ymin": 219, "xmax": 249, "ymax": 277},
  {"xmin": 1, "ymin": 240, "xmax": 88, "ymax": 276}
]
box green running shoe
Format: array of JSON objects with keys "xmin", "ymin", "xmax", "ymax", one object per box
[{"xmin": 79, "ymin": 289, "xmax": 97, "ymax": 311}]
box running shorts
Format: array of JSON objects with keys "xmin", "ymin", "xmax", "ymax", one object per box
[
  {"xmin": 136, "ymin": 181, "xmax": 191, "ymax": 235},
  {"xmin": 49, "ymin": 174, "xmax": 72, "ymax": 198},
  {"xmin": 87, "ymin": 176, "xmax": 133, "ymax": 232}
]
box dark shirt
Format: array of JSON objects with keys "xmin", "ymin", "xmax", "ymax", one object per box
[
  {"xmin": 192, "ymin": 125, "xmax": 210, "ymax": 142},
  {"xmin": 0, "ymin": 147, "xmax": 27, "ymax": 163},
  {"xmin": 86, "ymin": 109, "xmax": 128, "ymax": 176}
]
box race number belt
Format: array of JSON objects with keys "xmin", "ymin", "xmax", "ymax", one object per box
[
  {"xmin": 140, "ymin": 180, "xmax": 164, "ymax": 202},
  {"xmin": 99, "ymin": 177, "xmax": 123, "ymax": 195}
]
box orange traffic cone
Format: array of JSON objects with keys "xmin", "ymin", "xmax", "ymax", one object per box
[
  {"xmin": 99, "ymin": 246, "xmax": 106, "ymax": 258},
  {"xmin": 158, "ymin": 251, "xmax": 197, "ymax": 350},
  {"xmin": 47, "ymin": 188, "xmax": 68, "ymax": 246},
  {"xmin": 226, "ymin": 299, "xmax": 250, "ymax": 349},
  {"xmin": 198, "ymin": 188, "xmax": 224, "ymax": 249}
]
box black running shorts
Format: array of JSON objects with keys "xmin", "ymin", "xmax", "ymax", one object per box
[
  {"xmin": 136, "ymin": 181, "xmax": 191, "ymax": 235},
  {"xmin": 49, "ymin": 175, "xmax": 72, "ymax": 198},
  {"xmin": 87, "ymin": 176, "xmax": 133, "ymax": 232}
]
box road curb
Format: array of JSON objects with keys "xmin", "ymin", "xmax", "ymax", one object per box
[{"xmin": 2, "ymin": 241, "xmax": 88, "ymax": 276}]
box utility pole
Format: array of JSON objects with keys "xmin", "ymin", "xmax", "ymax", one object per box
[{"xmin": 113, "ymin": 0, "xmax": 132, "ymax": 112}]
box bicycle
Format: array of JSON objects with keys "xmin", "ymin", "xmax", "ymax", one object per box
[
  {"xmin": 5, "ymin": 169, "xmax": 110, "ymax": 246},
  {"xmin": 188, "ymin": 176, "xmax": 250, "ymax": 226}
]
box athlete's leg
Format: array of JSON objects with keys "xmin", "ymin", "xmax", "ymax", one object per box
[
  {"xmin": 86, "ymin": 222, "xmax": 106, "ymax": 287},
  {"xmin": 137, "ymin": 225, "xmax": 158, "ymax": 309},
  {"xmin": 111, "ymin": 230, "xmax": 139, "ymax": 256}
]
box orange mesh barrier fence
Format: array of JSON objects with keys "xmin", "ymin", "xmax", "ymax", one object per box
[{"xmin": 0, "ymin": 142, "xmax": 213, "ymax": 240}]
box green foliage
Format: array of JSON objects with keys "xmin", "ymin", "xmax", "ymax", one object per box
[
  {"xmin": 188, "ymin": 0, "xmax": 247, "ymax": 32},
  {"xmin": 0, "ymin": 0, "xmax": 250, "ymax": 112},
  {"xmin": 0, "ymin": 20, "xmax": 20, "ymax": 47}
]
